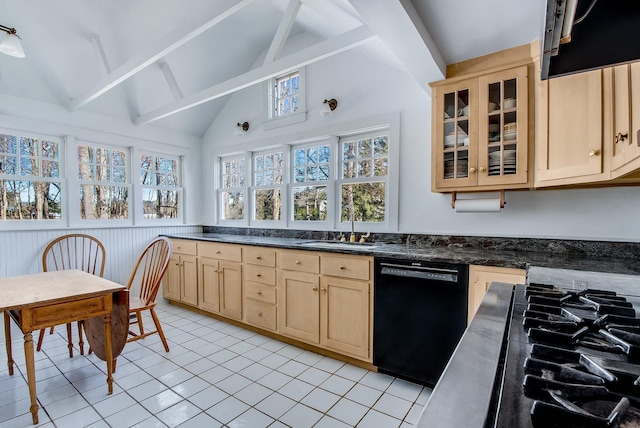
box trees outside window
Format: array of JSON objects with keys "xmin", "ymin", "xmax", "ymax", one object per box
[
  {"xmin": 291, "ymin": 142, "xmax": 330, "ymax": 222},
  {"xmin": 253, "ymin": 150, "xmax": 284, "ymax": 221},
  {"xmin": 0, "ymin": 132, "xmax": 61, "ymax": 220},
  {"xmin": 220, "ymin": 156, "xmax": 245, "ymax": 221},
  {"xmin": 77, "ymin": 144, "xmax": 129, "ymax": 219},
  {"xmin": 140, "ymin": 153, "xmax": 181, "ymax": 219}
]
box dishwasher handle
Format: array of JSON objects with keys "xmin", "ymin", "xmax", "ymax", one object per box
[{"xmin": 380, "ymin": 266, "xmax": 458, "ymax": 283}]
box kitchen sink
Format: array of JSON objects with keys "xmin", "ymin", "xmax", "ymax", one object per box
[{"xmin": 299, "ymin": 240, "xmax": 380, "ymax": 250}]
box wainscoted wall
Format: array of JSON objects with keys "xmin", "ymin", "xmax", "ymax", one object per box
[{"xmin": 0, "ymin": 226, "xmax": 202, "ymax": 287}]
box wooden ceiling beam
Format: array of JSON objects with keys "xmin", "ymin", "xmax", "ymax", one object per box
[
  {"xmin": 135, "ymin": 25, "xmax": 375, "ymax": 125},
  {"xmin": 68, "ymin": 0, "xmax": 254, "ymax": 111}
]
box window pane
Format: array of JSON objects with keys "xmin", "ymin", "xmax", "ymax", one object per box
[
  {"xmin": 294, "ymin": 167, "xmax": 305, "ymax": 183},
  {"xmin": 343, "ymin": 142, "xmax": 356, "ymax": 160},
  {"xmin": 319, "ymin": 146, "xmax": 330, "ymax": 163},
  {"xmin": 307, "ymin": 147, "xmax": 317, "ymax": 164},
  {"xmin": 221, "ymin": 191, "xmax": 244, "ymax": 220},
  {"xmin": 294, "ymin": 149, "xmax": 305, "ymax": 166},
  {"xmin": 358, "ymin": 139, "xmax": 372, "ymax": 157},
  {"xmin": 374, "ymin": 158, "xmax": 388, "ymax": 176},
  {"xmin": 255, "ymin": 155, "xmax": 264, "ymax": 171},
  {"xmin": 79, "ymin": 185, "xmax": 129, "ymax": 219},
  {"xmin": 42, "ymin": 160, "xmax": 60, "ymax": 178},
  {"xmin": 0, "ymin": 180, "xmax": 61, "ymax": 220},
  {"xmin": 358, "ymin": 160, "xmax": 371, "ymax": 177},
  {"xmin": 293, "ymin": 186, "xmax": 327, "ymax": 221},
  {"xmin": 0, "ymin": 155, "xmax": 17, "ymax": 174},
  {"xmin": 341, "ymin": 182, "xmax": 385, "ymax": 223},
  {"xmin": 254, "ymin": 188, "xmax": 281, "ymax": 221},
  {"xmin": 342, "ymin": 161, "xmax": 356, "ymax": 179},
  {"xmin": 374, "ymin": 137, "xmax": 388, "ymax": 156},
  {"xmin": 142, "ymin": 189, "xmax": 179, "ymax": 219}
]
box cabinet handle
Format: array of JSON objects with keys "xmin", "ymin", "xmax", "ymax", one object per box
[
  {"xmin": 216, "ymin": 251, "xmax": 221, "ymax": 254},
  {"xmin": 469, "ymin": 167, "xmax": 476, "ymax": 174},
  {"xmin": 256, "ymin": 273, "xmax": 262, "ymax": 277},
  {"xmin": 340, "ymin": 266, "xmax": 346, "ymax": 270},
  {"xmin": 615, "ymin": 132, "xmax": 629, "ymax": 144},
  {"xmin": 256, "ymin": 256, "xmax": 262, "ymax": 260},
  {"xmin": 588, "ymin": 149, "xmax": 600, "ymax": 157},
  {"xmin": 257, "ymin": 290, "xmax": 262, "ymax": 295},
  {"xmin": 312, "ymin": 287, "xmax": 318, "ymax": 291},
  {"xmin": 479, "ymin": 166, "xmax": 487, "ymax": 173},
  {"xmin": 258, "ymin": 312, "xmax": 262, "ymax": 317},
  {"xmin": 175, "ymin": 262, "xmax": 180, "ymax": 266},
  {"xmin": 321, "ymin": 288, "xmax": 326, "ymax": 293},
  {"xmin": 295, "ymin": 260, "xmax": 301, "ymax": 265}
]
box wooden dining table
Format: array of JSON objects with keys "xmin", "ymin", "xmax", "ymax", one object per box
[{"xmin": 1, "ymin": 269, "xmax": 125, "ymax": 425}]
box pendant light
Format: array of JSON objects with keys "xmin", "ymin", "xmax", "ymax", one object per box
[{"xmin": 0, "ymin": 24, "xmax": 25, "ymax": 58}]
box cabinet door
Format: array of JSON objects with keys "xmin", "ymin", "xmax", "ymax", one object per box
[
  {"xmin": 611, "ymin": 63, "xmax": 640, "ymax": 176},
  {"xmin": 180, "ymin": 255, "xmax": 198, "ymax": 306},
  {"xmin": 198, "ymin": 257, "xmax": 220, "ymax": 313},
  {"xmin": 320, "ymin": 276, "xmax": 370, "ymax": 360},
  {"xmin": 163, "ymin": 253, "xmax": 182, "ymax": 300},
  {"xmin": 468, "ymin": 265, "xmax": 525, "ymax": 323},
  {"xmin": 432, "ymin": 78, "xmax": 478, "ymax": 190},
  {"xmin": 219, "ymin": 260, "xmax": 243, "ymax": 320},
  {"xmin": 278, "ymin": 270, "xmax": 320, "ymax": 344},
  {"xmin": 478, "ymin": 66, "xmax": 529, "ymax": 186},
  {"xmin": 536, "ymin": 70, "xmax": 605, "ymax": 185}
]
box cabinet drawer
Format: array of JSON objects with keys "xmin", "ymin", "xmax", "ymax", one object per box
[
  {"xmin": 171, "ymin": 239, "xmax": 197, "ymax": 256},
  {"xmin": 245, "ymin": 281, "xmax": 276, "ymax": 304},
  {"xmin": 321, "ymin": 255, "xmax": 371, "ymax": 280},
  {"xmin": 245, "ymin": 300, "xmax": 277, "ymax": 331},
  {"xmin": 279, "ymin": 251, "xmax": 320, "ymax": 273},
  {"xmin": 198, "ymin": 242, "xmax": 242, "ymax": 262},
  {"xmin": 244, "ymin": 264, "xmax": 276, "ymax": 286},
  {"xmin": 244, "ymin": 246, "xmax": 276, "ymax": 267}
]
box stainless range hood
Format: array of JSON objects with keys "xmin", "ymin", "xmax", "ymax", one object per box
[{"xmin": 541, "ymin": 0, "xmax": 640, "ymax": 80}]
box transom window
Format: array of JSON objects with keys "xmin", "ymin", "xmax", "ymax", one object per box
[
  {"xmin": 0, "ymin": 132, "xmax": 62, "ymax": 220},
  {"xmin": 77, "ymin": 144, "xmax": 129, "ymax": 220},
  {"xmin": 273, "ymin": 71, "xmax": 299, "ymax": 117},
  {"xmin": 140, "ymin": 153, "xmax": 181, "ymax": 219},
  {"xmin": 220, "ymin": 156, "xmax": 246, "ymax": 221}
]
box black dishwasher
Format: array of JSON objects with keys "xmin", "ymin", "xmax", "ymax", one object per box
[{"xmin": 373, "ymin": 258, "xmax": 468, "ymax": 387}]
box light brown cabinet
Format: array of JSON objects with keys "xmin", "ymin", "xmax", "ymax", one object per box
[
  {"xmin": 430, "ymin": 53, "xmax": 533, "ymax": 193},
  {"xmin": 468, "ymin": 265, "xmax": 525, "ymax": 323},
  {"xmin": 278, "ymin": 250, "xmax": 372, "ymax": 361},
  {"xmin": 163, "ymin": 239, "xmax": 198, "ymax": 306},
  {"xmin": 243, "ymin": 246, "xmax": 278, "ymax": 332},
  {"xmin": 609, "ymin": 63, "xmax": 640, "ymax": 178},
  {"xmin": 197, "ymin": 242, "xmax": 243, "ymax": 320}
]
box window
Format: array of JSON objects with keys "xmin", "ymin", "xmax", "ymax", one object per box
[
  {"xmin": 140, "ymin": 153, "xmax": 181, "ymax": 219},
  {"xmin": 77, "ymin": 144, "xmax": 129, "ymax": 220},
  {"xmin": 0, "ymin": 132, "xmax": 62, "ymax": 220},
  {"xmin": 266, "ymin": 69, "xmax": 306, "ymax": 128},
  {"xmin": 291, "ymin": 142, "xmax": 330, "ymax": 222},
  {"xmin": 252, "ymin": 150, "xmax": 284, "ymax": 222},
  {"xmin": 338, "ymin": 132, "xmax": 389, "ymax": 224},
  {"xmin": 220, "ymin": 155, "xmax": 246, "ymax": 221}
]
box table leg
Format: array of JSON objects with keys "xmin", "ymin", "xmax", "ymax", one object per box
[
  {"xmin": 23, "ymin": 331, "xmax": 39, "ymax": 425},
  {"xmin": 104, "ymin": 312, "xmax": 114, "ymax": 394},
  {"xmin": 4, "ymin": 312, "xmax": 14, "ymax": 376}
]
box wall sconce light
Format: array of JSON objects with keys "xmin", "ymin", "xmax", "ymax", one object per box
[
  {"xmin": 321, "ymin": 98, "xmax": 338, "ymax": 117},
  {"xmin": 0, "ymin": 24, "xmax": 25, "ymax": 58},
  {"xmin": 235, "ymin": 121, "xmax": 249, "ymax": 136}
]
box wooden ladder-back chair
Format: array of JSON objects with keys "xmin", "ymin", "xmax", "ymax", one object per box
[
  {"xmin": 39, "ymin": 233, "xmax": 106, "ymax": 357},
  {"xmin": 125, "ymin": 237, "xmax": 173, "ymax": 353}
]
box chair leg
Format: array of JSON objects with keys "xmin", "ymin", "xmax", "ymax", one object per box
[
  {"xmin": 77, "ymin": 321, "xmax": 85, "ymax": 355},
  {"xmin": 36, "ymin": 329, "xmax": 46, "ymax": 352},
  {"xmin": 150, "ymin": 308, "xmax": 170, "ymax": 352},
  {"xmin": 136, "ymin": 310, "xmax": 144, "ymax": 336},
  {"xmin": 66, "ymin": 323, "xmax": 74, "ymax": 358},
  {"xmin": 49, "ymin": 326, "xmax": 54, "ymax": 334}
]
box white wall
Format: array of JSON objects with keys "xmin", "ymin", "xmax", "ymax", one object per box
[{"xmin": 203, "ymin": 48, "xmax": 640, "ymax": 242}]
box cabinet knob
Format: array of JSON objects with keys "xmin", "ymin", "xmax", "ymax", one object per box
[
  {"xmin": 469, "ymin": 167, "xmax": 476, "ymax": 174},
  {"xmin": 615, "ymin": 132, "xmax": 629, "ymax": 144},
  {"xmin": 256, "ymin": 274, "xmax": 262, "ymax": 277},
  {"xmin": 321, "ymin": 288, "xmax": 326, "ymax": 293},
  {"xmin": 216, "ymin": 251, "xmax": 221, "ymax": 254},
  {"xmin": 177, "ymin": 247, "xmax": 181, "ymax": 250},
  {"xmin": 175, "ymin": 262, "xmax": 180, "ymax": 266},
  {"xmin": 258, "ymin": 312, "xmax": 262, "ymax": 317},
  {"xmin": 312, "ymin": 287, "xmax": 318, "ymax": 291},
  {"xmin": 256, "ymin": 256, "xmax": 262, "ymax": 260},
  {"xmin": 295, "ymin": 260, "xmax": 301, "ymax": 265},
  {"xmin": 588, "ymin": 149, "xmax": 600, "ymax": 157},
  {"xmin": 479, "ymin": 166, "xmax": 487, "ymax": 173},
  {"xmin": 257, "ymin": 290, "xmax": 262, "ymax": 295},
  {"xmin": 340, "ymin": 266, "xmax": 346, "ymax": 270}
]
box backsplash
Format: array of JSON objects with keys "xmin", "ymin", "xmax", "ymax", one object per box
[{"xmin": 203, "ymin": 226, "xmax": 640, "ymax": 261}]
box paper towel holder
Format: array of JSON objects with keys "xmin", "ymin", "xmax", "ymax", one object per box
[{"xmin": 450, "ymin": 190, "xmax": 506, "ymax": 210}]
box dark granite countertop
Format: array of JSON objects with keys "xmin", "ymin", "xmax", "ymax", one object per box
[{"xmin": 162, "ymin": 232, "xmax": 640, "ymax": 275}]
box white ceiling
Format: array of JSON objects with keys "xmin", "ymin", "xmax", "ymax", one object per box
[{"xmin": 0, "ymin": 0, "xmax": 544, "ymax": 138}]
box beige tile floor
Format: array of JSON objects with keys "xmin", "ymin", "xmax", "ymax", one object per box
[{"xmin": 0, "ymin": 300, "xmax": 430, "ymax": 427}]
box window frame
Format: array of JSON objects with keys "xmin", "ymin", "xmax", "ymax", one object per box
[
  {"xmin": 217, "ymin": 153, "xmax": 249, "ymax": 226},
  {"xmin": 0, "ymin": 128, "xmax": 65, "ymax": 229},
  {"xmin": 263, "ymin": 68, "xmax": 307, "ymax": 130},
  {"xmin": 136, "ymin": 151, "xmax": 184, "ymax": 224}
]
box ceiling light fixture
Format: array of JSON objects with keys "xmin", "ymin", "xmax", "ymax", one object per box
[
  {"xmin": 0, "ymin": 24, "xmax": 25, "ymax": 58},
  {"xmin": 235, "ymin": 121, "xmax": 249, "ymax": 136},
  {"xmin": 321, "ymin": 99, "xmax": 338, "ymax": 117}
]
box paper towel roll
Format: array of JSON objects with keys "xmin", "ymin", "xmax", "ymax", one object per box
[{"xmin": 454, "ymin": 198, "xmax": 502, "ymax": 213}]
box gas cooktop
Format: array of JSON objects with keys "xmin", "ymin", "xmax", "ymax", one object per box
[{"xmin": 497, "ymin": 282, "xmax": 640, "ymax": 428}]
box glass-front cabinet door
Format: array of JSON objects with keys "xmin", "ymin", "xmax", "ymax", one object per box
[
  {"xmin": 477, "ymin": 66, "xmax": 529, "ymax": 186},
  {"xmin": 433, "ymin": 78, "xmax": 477, "ymax": 189}
]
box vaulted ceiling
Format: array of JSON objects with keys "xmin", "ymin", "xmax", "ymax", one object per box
[{"xmin": 0, "ymin": 0, "xmax": 543, "ymax": 137}]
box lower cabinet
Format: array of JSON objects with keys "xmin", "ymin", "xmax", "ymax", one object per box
[
  {"xmin": 198, "ymin": 257, "xmax": 243, "ymax": 320},
  {"xmin": 163, "ymin": 240, "xmax": 198, "ymax": 306},
  {"xmin": 468, "ymin": 264, "xmax": 526, "ymax": 322},
  {"xmin": 279, "ymin": 270, "xmax": 321, "ymax": 343}
]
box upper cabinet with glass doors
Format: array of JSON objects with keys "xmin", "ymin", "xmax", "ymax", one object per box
[{"xmin": 430, "ymin": 43, "xmax": 536, "ymax": 193}]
